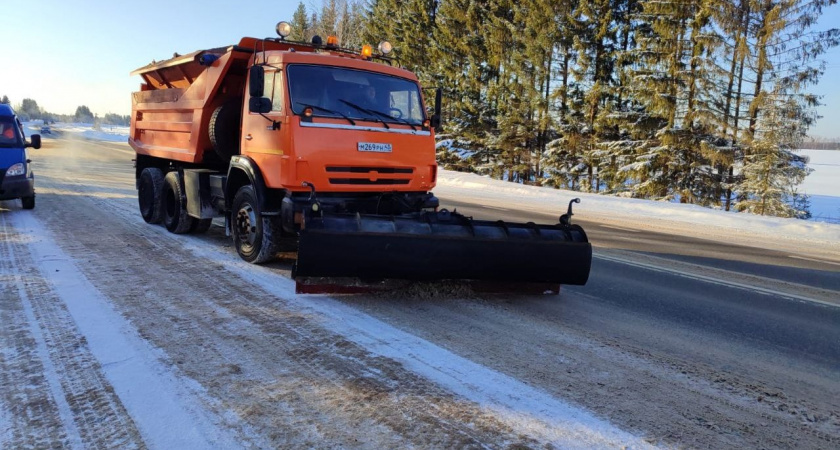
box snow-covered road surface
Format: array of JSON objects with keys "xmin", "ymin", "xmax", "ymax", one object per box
[{"xmin": 2, "ymin": 135, "xmax": 839, "ymax": 448}]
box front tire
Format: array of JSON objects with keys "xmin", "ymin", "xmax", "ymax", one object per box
[
  {"xmin": 231, "ymin": 185, "xmax": 279, "ymax": 263},
  {"xmin": 162, "ymin": 171, "xmax": 194, "ymax": 234},
  {"xmin": 138, "ymin": 167, "xmax": 164, "ymax": 223},
  {"xmin": 21, "ymin": 196, "xmax": 35, "ymax": 210}
]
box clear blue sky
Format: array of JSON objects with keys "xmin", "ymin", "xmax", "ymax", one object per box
[
  {"xmin": 2, "ymin": 1, "xmax": 839, "ymax": 138},
  {"xmin": 1, "ymin": 0, "xmax": 300, "ymax": 117}
]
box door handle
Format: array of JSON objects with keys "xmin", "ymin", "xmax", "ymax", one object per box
[{"xmin": 245, "ymin": 134, "xmax": 253, "ymax": 141}]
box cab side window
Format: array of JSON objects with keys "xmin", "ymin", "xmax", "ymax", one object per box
[
  {"xmin": 272, "ymin": 72, "xmax": 284, "ymax": 112},
  {"xmin": 263, "ymin": 71, "xmax": 284, "ymax": 113}
]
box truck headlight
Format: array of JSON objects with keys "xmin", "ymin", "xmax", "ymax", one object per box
[{"xmin": 6, "ymin": 163, "xmax": 25, "ymax": 176}]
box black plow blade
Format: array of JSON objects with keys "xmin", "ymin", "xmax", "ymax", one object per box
[{"xmin": 293, "ymin": 209, "xmax": 592, "ymax": 293}]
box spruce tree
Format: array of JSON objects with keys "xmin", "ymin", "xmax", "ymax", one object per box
[
  {"xmin": 738, "ymin": 87, "xmax": 813, "ymax": 217},
  {"xmin": 290, "ymin": 2, "xmax": 311, "ymax": 42},
  {"xmin": 430, "ymin": 0, "xmax": 496, "ymax": 173}
]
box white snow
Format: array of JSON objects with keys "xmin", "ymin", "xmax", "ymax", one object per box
[
  {"xmin": 800, "ymin": 149, "xmax": 840, "ymax": 197},
  {"xmin": 28, "ymin": 122, "xmax": 129, "ymax": 142},
  {"xmin": 800, "ymin": 149, "xmax": 840, "ymax": 222},
  {"xmin": 168, "ymin": 227, "xmax": 657, "ymax": 449},
  {"xmin": 7, "ymin": 212, "xmax": 246, "ymax": 450},
  {"xmin": 435, "ymin": 169, "xmax": 840, "ymax": 243},
  {"xmin": 12, "ymin": 265, "xmax": 85, "ymax": 448}
]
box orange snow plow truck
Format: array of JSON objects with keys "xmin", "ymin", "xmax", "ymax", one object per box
[{"xmin": 129, "ymin": 22, "xmax": 591, "ymax": 293}]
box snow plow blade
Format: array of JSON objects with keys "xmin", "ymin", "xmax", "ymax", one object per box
[{"xmin": 293, "ymin": 207, "xmax": 591, "ymax": 291}]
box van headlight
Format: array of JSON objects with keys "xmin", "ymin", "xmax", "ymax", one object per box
[{"xmin": 6, "ymin": 163, "xmax": 25, "ymax": 176}]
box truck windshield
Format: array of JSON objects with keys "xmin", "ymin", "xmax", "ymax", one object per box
[
  {"xmin": 0, "ymin": 117, "xmax": 23, "ymax": 148},
  {"xmin": 288, "ymin": 65, "xmax": 425, "ymax": 126}
]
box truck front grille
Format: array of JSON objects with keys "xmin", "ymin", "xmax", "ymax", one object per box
[
  {"xmin": 325, "ymin": 166, "xmax": 413, "ymax": 174},
  {"xmin": 328, "ymin": 178, "xmax": 411, "ymax": 185},
  {"xmin": 326, "ymin": 166, "xmax": 413, "ymax": 185}
]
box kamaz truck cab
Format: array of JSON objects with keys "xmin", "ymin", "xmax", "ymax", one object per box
[{"xmin": 0, "ymin": 104, "xmax": 40, "ymax": 209}]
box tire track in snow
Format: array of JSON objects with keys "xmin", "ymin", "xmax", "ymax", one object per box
[
  {"xmin": 33, "ymin": 179, "xmax": 547, "ymax": 448},
  {"xmin": 8, "ymin": 208, "xmax": 255, "ymax": 450},
  {"xmin": 31, "ymin": 147, "xmax": 654, "ymax": 448},
  {"xmin": 0, "ymin": 214, "xmax": 73, "ymax": 449},
  {"xmin": 1, "ymin": 211, "xmax": 144, "ymax": 449}
]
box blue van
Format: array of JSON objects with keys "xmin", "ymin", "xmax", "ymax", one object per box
[{"xmin": 0, "ymin": 104, "xmax": 40, "ymax": 209}]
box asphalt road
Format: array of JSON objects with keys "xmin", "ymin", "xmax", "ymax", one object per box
[
  {"xmin": 439, "ymin": 193, "xmax": 840, "ymax": 368},
  {"xmin": 437, "ymin": 198, "xmax": 840, "ymax": 291},
  {"xmin": 437, "ymin": 191, "xmax": 840, "ymax": 367},
  {"xmin": 10, "ymin": 134, "xmax": 840, "ymax": 448}
]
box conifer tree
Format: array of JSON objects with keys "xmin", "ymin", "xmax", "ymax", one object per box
[
  {"xmin": 737, "ymin": 87, "xmax": 813, "ymax": 217},
  {"xmin": 736, "ymin": 0, "xmax": 839, "ymax": 216},
  {"xmin": 290, "ymin": 2, "xmax": 312, "ymax": 42},
  {"xmin": 363, "ymin": 0, "xmax": 436, "ymax": 81},
  {"xmin": 351, "ymin": 0, "xmax": 838, "ymax": 218},
  {"xmin": 430, "ymin": 0, "xmax": 496, "ymax": 173}
]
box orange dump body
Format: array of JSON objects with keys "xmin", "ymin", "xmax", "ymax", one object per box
[{"xmin": 130, "ymin": 37, "xmax": 436, "ymax": 194}]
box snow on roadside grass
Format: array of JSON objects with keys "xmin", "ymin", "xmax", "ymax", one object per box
[
  {"xmin": 799, "ymin": 149, "xmax": 840, "ymax": 223},
  {"xmin": 8, "ymin": 212, "xmax": 249, "ymax": 450},
  {"xmin": 35, "ymin": 122, "xmax": 129, "ymax": 142},
  {"xmin": 435, "ymin": 169, "xmax": 840, "ymax": 244}
]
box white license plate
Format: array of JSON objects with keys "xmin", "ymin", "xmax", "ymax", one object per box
[{"xmin": 357, "ymin": 142, "xmax": 392, "ymax": 153}]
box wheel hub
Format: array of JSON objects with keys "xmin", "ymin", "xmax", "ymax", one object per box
[{"xmin": 235, "ymin": 204, "xmax": 257, "ymax": 247}]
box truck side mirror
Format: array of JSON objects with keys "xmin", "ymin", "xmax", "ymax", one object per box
[
  {"xmin": 249, "ymin": 65, "xmax": 265, "ymax": 98},
  {"xmin": 27, "ymin": 134, "xmax": 41, "ymax": 149},
  {"xmin": 249, "ymin": 97, "xmax": 272, "ymax": 114},
  {"xmin": 430, "ymin": 88, "xmax": 443, "ymax": 132}
]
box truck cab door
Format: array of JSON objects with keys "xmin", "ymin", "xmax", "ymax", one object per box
[{"xmin": 241, "ymin": 68, "xmax": 289, "ymax": 188}]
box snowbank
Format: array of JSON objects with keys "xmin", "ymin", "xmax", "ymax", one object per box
[{"xmin": 436, "ymin": 168, "xmax": 840, "ymax": 243}]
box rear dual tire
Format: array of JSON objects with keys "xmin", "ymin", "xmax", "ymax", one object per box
[
  {"xmin": 138, "ymin": 168, "xmax": 164, "ymax": 223},
  {"xmin": 139, "ymin": 167, "xmax": 214, "ymax": 234},
  {"xmin": 190, "ymin": 218, "xmax": 213, "ymax": 234},
  {"xmin": 162, "ymin": 171, "xmax": 194, "ymax": 234}
]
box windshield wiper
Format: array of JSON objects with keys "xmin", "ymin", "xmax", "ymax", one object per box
[
  {"xmin": 359, "ymin": 105, "xmax": 418, "ymax": 131},
  {"xmin": 337, "ymin": 99, "xmax": 390, "ymax": 129},
  {"xmin": 295, "ymin": 102, "xmax": 355, "ymax": 126}
]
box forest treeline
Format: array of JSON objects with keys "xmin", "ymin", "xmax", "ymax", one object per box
[
  {"xmin": 0, "ymin": 95, "xmax": 129, "ymax": 127},
  {"xmin": 293, "ymin": 0, "xmax": 839, "ymax": 218},
  {"xmin": 802, "ymin": 137, "xmax": 840, "ymax": 150}
]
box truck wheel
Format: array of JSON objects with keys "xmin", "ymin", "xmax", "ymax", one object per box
[
  {"xmin": 190, "ymin": 218, "xmax": 213, "ymax": 234},
  {"xmin": 209, "ymin": 98, "xmax": 242, "ymax": 161},
  {"xmin": 162, "ymin": 172, "xmax": 195, "ymax": 234},
  {"xmin": 138, "ymin": 167, "xmax": 164, "ymax": 223},
  {"xmin": 231, "ymin": 185, "xmax": 279, "ymax": 263},
  {"xmin": 21, "ymin": 196, "xmax": 35, "ymax": 210}
]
